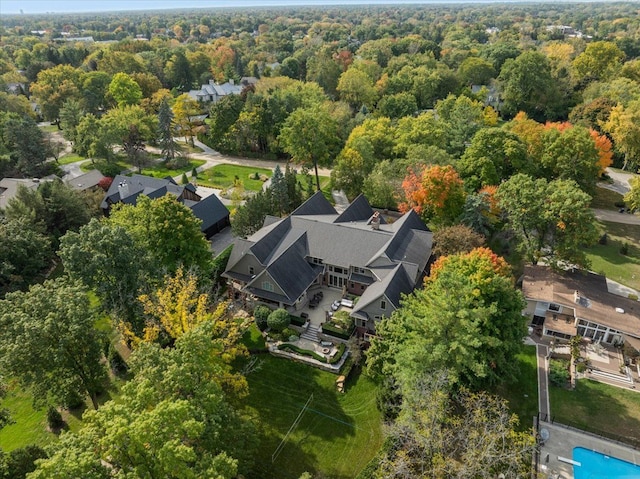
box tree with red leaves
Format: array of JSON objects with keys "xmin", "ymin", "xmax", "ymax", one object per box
[{"xmin": 400, "ymin": 164, "xmax": 466, "ymax": 226}]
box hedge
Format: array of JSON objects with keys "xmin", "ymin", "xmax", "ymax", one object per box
[
  {"xmin": 277, "ymin": 343, "xmax": 327, "ymax": 363},
  {"xmin": 328, "ymin": 343, "xmax": 346, "ymax": 364},
  {"xmin": 322, "ymin": 323, "xmax": 355, "ymax": 340},
  {"xmin": 289, "ymin": 314, "xmax": 306, "ymax": 327}
]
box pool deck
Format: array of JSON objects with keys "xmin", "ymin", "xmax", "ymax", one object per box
[{"xmin": 538, "ymin": 420, "xmax": 640, "ymax": 478}]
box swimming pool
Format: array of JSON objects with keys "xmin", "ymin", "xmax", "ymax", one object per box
[{"xmin": 573, "ymin": 447, "xmax": 640, "ymax": 478}]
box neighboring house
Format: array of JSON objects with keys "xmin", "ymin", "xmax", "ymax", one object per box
[
  {"xmin": 187, "ymin": 77, "xmax": 256, "ymax": 104},
  {"xmin": 223, "ymin": 192, "xmax": 433, "ymax": 338},
  {"xmin": 0, "ymin": 178, "xmax": 44, "ymax": 210},
  {"xmin": 522, "ymin": 265, "xmax": 640, "ymax": 353},
  {"xmin": 65, "ymin": 169, "xmax": 104, "ymax": 192},
  {"xmin": 101, "ymin": 174, "xmax": 230, "ymax": 239}
]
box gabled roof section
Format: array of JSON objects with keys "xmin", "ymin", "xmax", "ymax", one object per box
[
  {"xmin": 367, "ymin": 209, "xmax": 432, "ymax": 268},
  {"xmin": 291, "ymin": 191, "xmax": 337, "ymax": 216},
  {"xmin": 224, "ymin": 238, "xmax": 254, "ymax": 277},
  {"xmin": 249, "ymin": 217, "xmax": 292, "ymax": 265},
  {"xmin": 352, "ymin": 263, "xmax": 414, "ymax": 314},
  {"xmin": 334, "ymin": 194, "xmax": 375, "ymax": 223},
  {"xmin": 190, "ymin": 194, "xmax": 229, "ymax": 232},
  {"xmin": 262, "ymin": 232, "xmax": 321, "ymax": 304},
  {"xmin": 263, "ymin": 215, "xmax": 281, "ymax": 228}
]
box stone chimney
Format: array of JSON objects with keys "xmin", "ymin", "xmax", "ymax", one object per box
[{"xmin": 371, "ymin": 211, "xmax": 380, "ymax": 230}]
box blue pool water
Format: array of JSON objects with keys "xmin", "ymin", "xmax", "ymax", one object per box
[{"xmin": 573, "ymin": 447, "xmax": 640, "ymax": 478}]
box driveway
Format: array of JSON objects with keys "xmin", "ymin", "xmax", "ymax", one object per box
[{"xmin": 600, "ymin": 167, "xmax": 636, "ymax": 195}]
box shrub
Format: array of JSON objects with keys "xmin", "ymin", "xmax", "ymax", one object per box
[
  {"xmin": 192, "ymin": 167, "xmax": 198, "ymax": 177},
  {"xmin": 97, "ymin": 176, "xmax": 114, "ymax": 191},
  {"xmin": 280, "ymin": 327, "xmax": 298, "ymax": 341},
  {"xmin": 576, "ymin": 362, "xmax": 587, "ymax": 373},
  {"xmin": 4, "ymin": 445, "xmax": 47, "ymax": 479},
  {"xmin": 289, "ymin": 315, "xmax": 306, "ymax": 327},
  {"xmin": 277, "ymin": 343, "xmax": 326, "ymax": 362},
  {"xmin": 94, "ymin": 160, "xmax": 123, "ymax": 178},
  {"xmin": 322, "ymin": 322, "xmax": 354, "ymax": 340},
  {"xmin": 165, "ymin": 156, "xmax": 189, "ymax": 170},
  {"xmin": 108, "ymin": 346, "xmax": 129, "ymax": 377},
  {"xmin": 328, "ymin": 343, "xmax": 347, "ymax": 364},
  {"xmin": 621, "ymin": 242, "xmax": 629, "ymax": 255},
  {"xmin": 181, "ymin": 172, "xmax": 189, "ymax": 184},
  {"xmin": 254, "ymin": 305, "xmax": 271, "ymax": 331},
  {"xmin": 549, "ymin": 358, "xmax": 570, "ymax": 387},
  {"xmin": 629, "ymin": 293, "xmax": 638, "ymax": 301},
  {"xmin": 598, "ymin": 233, "xmax": 607, "ymax": 245},
  {"xmin": 268, "ymin": 308, "xmax": 291, "ymax": 332},
  {"xmin": 47, "ymin": 406, "xmax": 65, "ymax": 431}
]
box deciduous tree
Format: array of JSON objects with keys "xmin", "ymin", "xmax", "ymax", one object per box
[
  {"xmin": 400, "ymin": 164, "xmax": 466, "ymax": 226},
  {"xmin": 0, "ymin": 279, "xmax": 107, "ymax": 409},
  {"xmin": 496, "ymin": 174, "xmax": 598, "ymax": 267}
]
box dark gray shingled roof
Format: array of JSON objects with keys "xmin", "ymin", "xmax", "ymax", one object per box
[
  {"xmin": 101, "ymin": 174, "xmax": 182, "ymax": 210},
  {"xmin": 190, "ymin": 194, "xmax": 229, "ymax": 233},
  {"xmin": 352, "ymin": 263, "xmax": 414, "ymax": 316},
  {"xmin": 334, "ymin": 194, "xmax": 375, "ymax": 223},
  {"xmin": 291, "ymin": 191, "xmax": 337, "ymax": 216}
]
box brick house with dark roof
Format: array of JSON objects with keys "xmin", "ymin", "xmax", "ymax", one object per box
[{"xmin": 223, "ymin": 192, "xmax": 433, "ymax": 337}]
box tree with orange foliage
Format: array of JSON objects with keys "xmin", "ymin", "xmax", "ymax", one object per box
[
  {"xmin": 400, "ymin": 164, "xmax": 466, "ymax": 226},
  {"xmin": 590, "ymin": 129, "xmax": 613, "ymax": 174}
]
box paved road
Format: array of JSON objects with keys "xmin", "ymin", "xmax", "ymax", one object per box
[{"xmin": 593, "ymin": 208, "xmax": 640, "ymax": 225}]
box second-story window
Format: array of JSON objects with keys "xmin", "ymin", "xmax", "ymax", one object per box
[{"xmin": 380, "ymin": 300, "xmax": 386, "ymax": 310}]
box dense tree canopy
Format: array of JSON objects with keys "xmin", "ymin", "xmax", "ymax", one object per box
[{"xmin": 0, "ymin": 279, "xmax": 107, "ymax": 409}]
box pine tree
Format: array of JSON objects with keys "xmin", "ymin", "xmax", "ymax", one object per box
[
  {"xmin": 270, "ymin": 164, "xmax": 288, "ymax": 216},
  {"xmin": 158, "ymin": 98, "xmax": 177, "ymax": 161}
]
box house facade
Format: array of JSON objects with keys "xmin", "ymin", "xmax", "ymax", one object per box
[
  {"xmin": 223, "ymin": 192, "xmax": 433, "ymax": 338},
  {"xmin": 522, "ymin": 265, "xmax": 640, "ymax": 352},
  {"xmin": 101, "ymin": 174, "xmax": 230, "ymax": 239},
  {"xmin": 187, "ymin": 77, "xmax": 257, "ymax": 104}
]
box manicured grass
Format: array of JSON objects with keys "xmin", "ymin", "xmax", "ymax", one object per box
[
  {"xmin": 591, "ymin": 186, "xmax": 625, "ymax": 211},
  {"xmin": 296, "ymin": 173, "xmax": 332, "ymax": 201},
  {"xmin": 141, "ymin": 159, "xmax": 205, "ymax": 179},
  {"xmin": 242, "ymin": 323, "xmax": 266, "ymax": 351},
  {"xmin": 494, "ymin": 345, "xmax": 538, "ymax": 430},
  {"xmin": 550, "ymin": 379, "xmax": 640, "ymax": 447},
  {"xmin": 243, "ymin": 356, "xmax": 382, "ymax": 479},
  {"xmin": 584, "ymin": 220, "xmax": 640, "ymax": 291},
  {"xmin": 0, "ymin": 382, "xmax": 54, "ymax": 452},
  {"xmin": 39, "ymin": 124, "xmax": 58, "ymax": 133},
  {"xmin": 198, "ymin": 164, "xmax": 273, "ymax": 191},
  {"xmin": 57, "ymin": 153, "xmax": 85, "ymax": 165}
]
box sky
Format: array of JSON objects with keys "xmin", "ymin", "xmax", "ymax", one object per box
[{"xmin": 2, "ymin": 0, "xmax": 544, "ymax": 15}]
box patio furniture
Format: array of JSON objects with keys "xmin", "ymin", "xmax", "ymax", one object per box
[
  {"xmin": 300, "ymin": 312, "xmax": 309, "ymax": 320},
  {"xmin": 331, "ymin": 300, "xmax": 341, "ymax": 311}
]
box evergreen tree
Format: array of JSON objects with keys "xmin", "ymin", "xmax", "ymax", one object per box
[
  {"xmin": 158, "ymin": 98, "xmax": 177, "ymax": 161},
  {"xmin": 270, "ymin": 164, "xmax": 288, "ymax": 216}
]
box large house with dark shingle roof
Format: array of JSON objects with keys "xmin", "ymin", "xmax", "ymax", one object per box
[
  {"xmin": 101, "ymin": 174, "xmax": 230, "ymax": 239},
  {"xmin": 223, "ymin": 192, "xmax": 433, "ymax": 337}
]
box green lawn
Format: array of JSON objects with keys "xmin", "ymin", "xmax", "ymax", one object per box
[
  {"xmin": 197, "ymin": 164, "xmax": 273, "ymax": 191},
  {"xmin": 80, "ymin": 159, "xmax": 130, "ymax": 174},
  {"xmin": 38, "ymin": 124, "xmax": 59, "ymax": 133},
  {"xmin": 494, "ymin": 345, "xmax": 538, "ymax": 430},
  {"xmin": 550, "ymin": 379, "xmax": 640, "ymax": 447},
  {"xmin": 0, "ymin": 383, "xmax": 54, "ymax": 452},
  {"xmin": 243, "ymin": 355, "xmax": 382, "ymax": 479},
  {"xmin": 296, "ymin": 173, "xmax": 332, "ymax": 200},
  {"xmin": 591, "ymin": 186, "xmax": 624, "ymax": 211},
  {"xmin": 57, "ymin": 153, "xmax": 85, "ymax": 165},
  {"xmin": 141, "ymin": 159, "xmax": 205, "ymax": 179},
  {"xmin": 584, "ymin": 220, "xmax": 640, "ymax": 291}
]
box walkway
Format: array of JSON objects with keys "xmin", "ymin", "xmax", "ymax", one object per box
[
  {"xmin": 593, "ymin": 208, "xmax": 640, "ymax": 225},
  {"xmin": 536, "ymin": 342, "xmax": 551, "ymax": 419}
]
